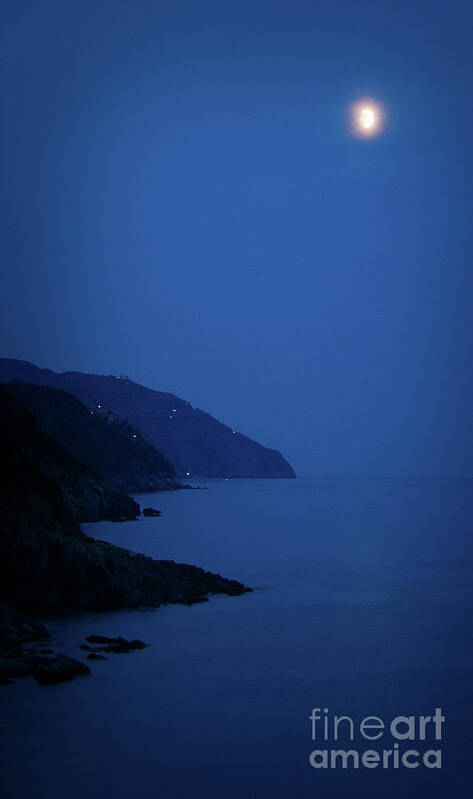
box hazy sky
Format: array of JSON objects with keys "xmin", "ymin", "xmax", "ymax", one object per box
[{"xmin": 2, "ymin": 0, "xmax": 473, "ymax": 475}]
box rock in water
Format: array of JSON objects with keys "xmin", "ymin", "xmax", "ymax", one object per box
[
  {"xmin": 142, "ymin": 507, "xmax": 161, "ymax": 517},
  {"xmin": 34, "ymin": 655, "xmax": 91, "ymax": 684},
  {"xmin": 85, "ymin": 635, "xmax": 147, "ymax": 653},
  {"xmin": 84, "ymin": 635, "xmax": 115, "ymax": 644},
  {"xmin": 0, "ymin": 604, "xmax": 50, "ymax": 658}
]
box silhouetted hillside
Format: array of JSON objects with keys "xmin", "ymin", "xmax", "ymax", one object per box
[
  {"xmin": 0, "ymin": 359, "xmax": 296, "ymax": 478},
  {"xmin": 0, "ymin": 385, "xmax": 249, "ymax": 611},
  {"xmin": 0, "ymin": 384, "xmax": 139, "ymax": 524},
  {"xmin": 8, "ymin": 381, "xmax": 177, "ymax": 493}
]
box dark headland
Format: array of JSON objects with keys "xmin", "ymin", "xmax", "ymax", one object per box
[
  {"xmin": 0, "ymin": 382, "xmax": 251, "ymax": 683},
  {"xmin": 0, "ymin": 361, "xmax": 296, "ymax": 683},
  {"xmin": 6, "ymin": 379, "xmax": 179, "ymax": 494},
  {"xmin": 0, "ymin": 384, "xmax": 249, "ymax": 612},
  {"xmin": 0, "ymin": 358, "xmax": 296, "ymax": 479}
]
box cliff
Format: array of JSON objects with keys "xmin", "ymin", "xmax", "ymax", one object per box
[
  {"xmin": 0, "ymin": 386, "xmax": 249, "ymax": 612},
  {"xmin": 7, "ymin": 381, "xmax": 177, "ymax": 493},
  {"xmin": 0, "ymin": 359, "xmax": 296, "ymax": 479},
  {"xmin": 0, "ymin": 384, "xmax": 139, "ymax": 524}
]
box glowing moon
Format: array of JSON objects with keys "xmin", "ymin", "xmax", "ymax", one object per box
[
  {"xmin": 349, "ymin": 99, "xmax": 385, "ymax": 137},
  {"xmin": 360, "ymin": 108, "xmax": 375, "ymax": 129}
]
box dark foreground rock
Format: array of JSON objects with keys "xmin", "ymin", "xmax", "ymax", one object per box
[
  {"xmin": 85, "ymin": 635, "xmax": 147, "ymax": 653},
  {"xmin": 142, "ymin": 507, "xmax": 161, "ymax": 517},
  {"xmin": 0, "ymin": 604, "xmax": 50, "ymax": 658},
  {"xmin": 34, "ymin": 655, "xmax": 91, "ymax": 684},
  {"xmin": 0, "ymin": 605, "xmax": 53, "ymax": 684},
  {"xmin": 0, "ymin": 608, "xmax": 90, "ymax": 685},
  {"xmin": 1, "ymin": 521, "xmax": 250, "ymax": 611}
]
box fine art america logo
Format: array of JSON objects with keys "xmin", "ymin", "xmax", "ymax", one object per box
[{"xmin": 309, "ymin": 707, "xmax": 445, "ymax": 770}]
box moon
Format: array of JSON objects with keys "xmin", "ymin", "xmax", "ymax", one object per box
[
  {"xmin": 349, "ymin": 99, "xmax": 384, "ymax": 137},
  {"xmin": 360, "ymin": 108, "xmax": 375, "ymax": 129}
]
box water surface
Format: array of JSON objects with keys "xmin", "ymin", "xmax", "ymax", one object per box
[{"xmin": 1, "ymin": 477, "xmax": 472, "ymax": 797}]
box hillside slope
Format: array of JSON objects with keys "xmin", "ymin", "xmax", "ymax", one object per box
[
  {"xmin": 8, "ymin": 381, "xmax": 177, "ymax": 493},
  {"xmin": 0, "ymin": 386, "xmax": 249, "ymax": 611},
  {"xmin": 0, "ymin": 385, "xmax": 139, "ymax": 524},
  {"xmin": 0, "ymin": 359, "xmax": 296, "ymax": 478}
]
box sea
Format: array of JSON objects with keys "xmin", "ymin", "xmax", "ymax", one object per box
[{"xmin": 1, "ymin": 476, "xmax": 472, "ymax": 798}]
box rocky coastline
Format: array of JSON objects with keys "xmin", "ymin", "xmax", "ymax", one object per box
[{"xmin": 0, "ymin": 384, "xmax": 251, "ymax": 685}]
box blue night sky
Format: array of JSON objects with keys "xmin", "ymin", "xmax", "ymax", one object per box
[{"xmin": 2, "ymin": 0, "xmax": 473, "ymax": 476}]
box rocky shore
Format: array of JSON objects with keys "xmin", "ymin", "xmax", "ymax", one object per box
[
  {"xmin": 0, "ymin": 384, "xmax": 251, "ymax": 684},
  {"xmin": 0, "ymin": 606, "xmax": 148, "ymax": 684},
  {"xmin": 1, "ymin": 518, "xmax": 250, "ymax": 612}
]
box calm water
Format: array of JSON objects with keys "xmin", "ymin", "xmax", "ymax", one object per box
[{"xmin": 1, "ymin": 477, "xmax": 473, "ymax": 797}]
